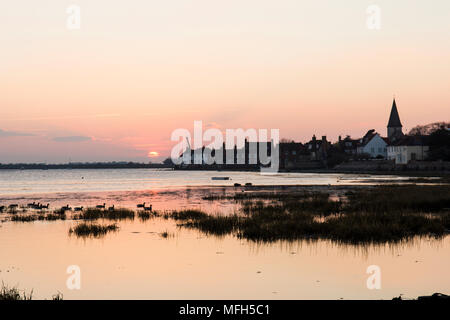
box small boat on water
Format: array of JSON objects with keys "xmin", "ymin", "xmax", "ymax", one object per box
[{"xmin": 211, "ymin": 177, "xmax": 230, "ymax": 181}]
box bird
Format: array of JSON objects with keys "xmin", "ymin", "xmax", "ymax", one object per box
[
  {"xmin": 27, "ymin": 202, "xmax": 36, "ymax": 208},
  {"xmin": 61, "ymin": 205, "xmax": 72, "ymax": 211},
  {"xmin": 39, "ymin": 203, "xmax": 49, "ymax": 209},
  {"xmin": 96, "ymin": 203, "xmax": 106, "ymax": 209},
  {"xmin": 74, "ymin": 206, "xmax": 83, "ymax": 211},
  {"xmin": 137, "ymin": 202, "xmax": 145, "ymax": 208},
  {"xmin": 8, "ymin": 204, "xmax": 18, "ymax": 209},
  {"xmin": 108, "ymin": 205, "xmax": 115, "ymax": 211},
  {"xmin": 144, "ymin": 205, "xmax": 152, "ymax": 212}
]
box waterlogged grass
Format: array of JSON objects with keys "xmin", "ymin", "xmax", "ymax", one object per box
[
  {"xmin": 11, "ymin": 213, "xmax": 66, "ymax": 222},
  {"xmin": 138, "ymin": 210, "xmax": 159, "ymax": 221},
  {"xmin": 73, "ymin": 208, "xmax": 135, "ymax": 220},
  {"xmin": 203, "ymin": 191, "xmax": 327, "ymax": 202},
  {"xmin": 69, "ymin": 222, "xmax": 119, "ymax": 238},
  {"xmin": 345, "ymin": 185, "xmax": 450, "ymax": 214},
  {"xmin": 170, "ymin": 185, "xmax": 450, "ymax": 244},
  {"xmin": 168, "ymin": 209, "xmax": 208, "ymax": 220}
]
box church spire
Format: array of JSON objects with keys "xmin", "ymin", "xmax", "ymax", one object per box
[{"xmin": 387, "ymin": 98, "xmax": 402, "ymax": 128}]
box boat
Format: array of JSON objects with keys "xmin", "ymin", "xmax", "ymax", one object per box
[{"xmin": 211, "ymin": 177, "xmax": 230, "ymax": 181}]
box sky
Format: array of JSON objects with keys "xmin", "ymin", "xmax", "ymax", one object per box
[{"xmin": 1, "ymin": 0, "xmax": 449, "ymax": 163}]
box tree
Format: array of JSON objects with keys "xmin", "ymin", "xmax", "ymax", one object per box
[
  {"xmin": 163, "ymin": 157, "xmax": 174, "ymax": 166},
  {"xmin": 409, "ymin": 122, "xmax": 449, "ymax": 135},
  {"xmin": 427, "ymin": 128, "xmax": 450, "ymax": 161}
]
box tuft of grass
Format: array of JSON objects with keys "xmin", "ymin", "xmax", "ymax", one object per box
[
  {"xmin": 138, "ymin": 210, "xmax": 159, "ymax": 221},
  {"xmin": 69, "ymin": 222, "xmax": 118, "ymax": 238},
  {"xmin": 45, "ymin": 213, "xmax": 66, "ymax": 221},
  {"xmin": 52, "ymin": 292, "xmax": 64, "ymax": 300},
  {"xmin": 168, "ymin": 209, "xmax": 208, "ymax": 220},
  {"xmin": 160, "ymin": 230, "xmax": 174, "ymax": 238},
  {"xmin": 0, "ymin": 283, "xmax": 63, "ymax": 300},
  {"xmin": 11, "ymin": 213, "xmax": 66, "ymax": 222}
]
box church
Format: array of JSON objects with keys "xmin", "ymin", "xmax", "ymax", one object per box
[
  {"xmin": 386, "ymin": 99, "xmax": 430, "ymax": 164},
  {"xmin": 353, "ymin": 99, "xmax": 403, "ymax": 159}
]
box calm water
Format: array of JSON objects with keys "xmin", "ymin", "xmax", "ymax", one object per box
[
  {"xmin": 0, "ymin": 169, "xmax": 448, "ymax": 300},
  {"xmin": 0, "ymin": 169, "xmax": 412, "ymax": 196}
]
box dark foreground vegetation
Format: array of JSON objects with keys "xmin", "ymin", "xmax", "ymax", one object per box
[
  {"xmin": 169, "ymin": 185, "xmax": 450, "ymax": 243},
  {"xmin": 0, "ymin": 283, "xmax": 63, "ymax": 300}
]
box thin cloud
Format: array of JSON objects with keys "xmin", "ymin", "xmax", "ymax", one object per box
[
  {"xmin": 53, "ymin": 136, "xmax": 92, "ymax": 142},
  {"xmin": 0, "ymin": 129, "xmax": 35, "ymax": 137},
  {"xmin": 4, "ymin": 114, "xmax": 121, "ymax": 122}
]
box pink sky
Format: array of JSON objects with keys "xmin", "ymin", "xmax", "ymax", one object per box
[{"xmin": 1, "ymin": 1, "xmax": 449, "ymax": 163}]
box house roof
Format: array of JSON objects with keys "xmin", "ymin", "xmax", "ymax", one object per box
[
  {"xmin": 359, "ymin": 129, "xmax": 380, "ymax": 147},
  {"xmin": 387, "ymin": 99, "xmax": 403, "ymax": 127},
  {"xmin": 390, "ymin": 135, "xmax": 429, "ymax": 146}
]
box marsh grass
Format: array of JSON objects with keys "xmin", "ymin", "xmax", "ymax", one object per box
[
  {"xmin": 170, "ymin": 185, "xmax": 450, "ymax": 243},
  {"xmin": 169, "ymin": 209, "xmax": 208, "ymax": 220},
  {"xmin": 73, "ymin": 208, "xmax": 135, "ymax": 220},
  {"xmin": 138, "ymin": 210, "xmax": 159, "ymax": 221},
  {"xmin": 69, "ymin": 222, "xmax": 118, "ymax": 238},
  {"xmin": 203, "ymin": 191, "xmax": 326, "ymax": 202},
  {"xmin": 11, "ymin": 213, "xmax": 66, "ymax": 222},
  {"xmin": 345, "ymin": 185, "xmax": 450, "ymax": 214}
]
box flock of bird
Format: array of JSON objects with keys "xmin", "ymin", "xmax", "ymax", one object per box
[{"xmin": 0, "ymin": 202, "xmax": 152, "ymax": 213}]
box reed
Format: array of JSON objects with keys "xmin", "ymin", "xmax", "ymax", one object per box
[{"xmin": 0, "ymin": 283, "xmax": 33, "ymax": 300}]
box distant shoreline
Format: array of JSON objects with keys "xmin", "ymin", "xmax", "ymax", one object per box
[
  {"xmin": 1, "ymin": 164, "xmax": 449, "ymax": 178},
  {"xmin": 0, "ymin": 163, "xmax": 173, "ymax": 170}
]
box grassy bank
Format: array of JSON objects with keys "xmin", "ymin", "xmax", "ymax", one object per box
[{"xmin": 168, "ymin": 185, "xmax": 450, "ymax": 243}]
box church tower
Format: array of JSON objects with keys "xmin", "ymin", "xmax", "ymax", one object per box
[{"xmin": 387, "ymin": 98, "xmax": 403, "ymax": 140}]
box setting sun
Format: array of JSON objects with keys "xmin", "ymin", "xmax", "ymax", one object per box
[{"xmin": 148, "ymin": 151, "xmax": 159, "ymax": 158}]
